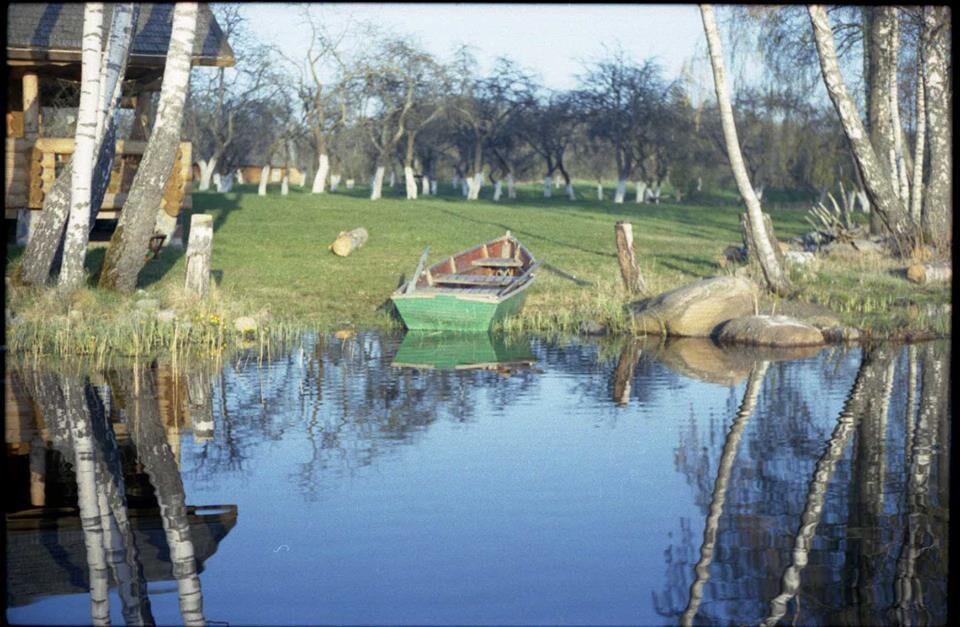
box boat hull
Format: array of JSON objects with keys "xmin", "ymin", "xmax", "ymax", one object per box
[{"xmin": 391, "ymin": 286, "xmax": 529, "ymax": 332}]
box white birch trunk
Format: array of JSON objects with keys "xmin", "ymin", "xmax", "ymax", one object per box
[
  {"xmin": 312, "ymin": 153, "xmax": 329, "ymax": 193},
  {"xmin": 506, "ymin": 174, "xmax": 515, "ymax": 199},
  {"xmin": 635, "ymin": 181, "xmax": 647, "ymax": 203},
  {"xmin": 910, "ymin": 68, "xmax": 925, "ymax": 224},
  {"xmin": 280, "ymin": 174, "xmax": 289, "ymax": 195},
  {"xmin": 197, "ymin": 157, "xmax": 216, "ymax": 191},
  {"xmin": 493, "ymin": 180, "xmax": 503, "ymax": 202},
  {"xmin": 235, "ymin": 168, "xmax": 244, "ymax": 184},
  {"xmin": 421, "ymin": 174, "xmax": 430, "ymax": 196},
  {"xmin": 59, "ymin": 3, "xmax": 104, "ymax": 290},
  {"xmin": 543, "ymin": 176, "xmax": 552, "ymax": 198},
  {"xmin": 856, "ymin": 189, "xmax": 871, "ymax": 213},
  {"xmin": 702, "ymin": 4, "xmax": 790, "ymax": 295},
  {"xmin": 370, "ymin": 165, "xmax": 385, "ymax": 200},
  {"xmin": 431, "ymin": 180, "xmax": 438, "ymax": 195},
  {"xmin": 566, "ymin": 183, "xmax": 576, "ymax": 200},
  {"xmin": 404, "ymin": 165, "xmax": 417, "ymax": 200},
  {"xmin": 614, "ymin": 178, "xmax": 627, "ymax": 204},
  {"xmin": 258, "ymin": 165, "xmax": 269, "ymax": 195},
  {"xmin": 330, "ymin": 173, "xmax": 341, "ymax": 192},
  {"xmin": 887, "ymin": 21, "xmax": 911, "ymax": 209},
  {"xmin": 754, "ymin": 182, "xmax": 764, "ymax": 202}
]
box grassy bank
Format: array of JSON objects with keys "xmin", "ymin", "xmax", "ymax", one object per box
[{"xmin": 5, "ymin": 181, "xmax": 951, "ymax": 356}]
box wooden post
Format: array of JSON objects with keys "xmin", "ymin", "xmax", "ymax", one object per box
[
  {"xmin": 22, "ymin": 72, "xmax": 39, "ymax": 139},
  {"xmin": 184, "ymin": 214, "xmax": 213, "ymax": 296},
  {"xmin": 329, "ymin": 227, "xmax": 368, "ymax": 257},
  {"xmin": 615, "ymin": 221, "xmax": 647, "ymax": 294}
]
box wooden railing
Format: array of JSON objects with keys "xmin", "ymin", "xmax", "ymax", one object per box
[{"xmin": 4, "ymin": 137, "xmax": 192, "ymax": 219}]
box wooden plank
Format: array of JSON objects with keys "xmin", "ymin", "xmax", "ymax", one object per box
[
  {"xmin": 22, "ymin": 73, "xmax": 39, "ymax": 138},
  {"xmin": 434, "ymin": 273, "xmax": 516, "ymax": 287},
  {"xmin": 471, "ymin": 257, "xmax": 522, "ymax": 268}
]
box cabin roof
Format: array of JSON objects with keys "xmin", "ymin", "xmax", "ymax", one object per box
[{"xmin": 6, "ymin": 3, "xmax": 235, "ymax": 67}]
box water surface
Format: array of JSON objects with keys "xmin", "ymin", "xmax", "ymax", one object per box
[{"xmin": 4, "ymin": 333, "xmax": 950, "ymax": 625}]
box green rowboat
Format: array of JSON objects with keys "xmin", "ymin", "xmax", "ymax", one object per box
[{"xmin": 391, "ymin": 232, "xmax": 539, "ymax": 332}]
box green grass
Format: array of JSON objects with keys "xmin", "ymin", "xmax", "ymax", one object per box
[{"xmin": 5, "ymin": 180, "xmax": 951, "ymax": 356}]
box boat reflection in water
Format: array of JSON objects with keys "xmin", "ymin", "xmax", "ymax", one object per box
[
  {"xmin": 5, "ymin": 364, "xmax": 237, "ymax": 625},
  {"xmin": 391, "ymin": 331, "xmax": 535, "ymax": 372}
]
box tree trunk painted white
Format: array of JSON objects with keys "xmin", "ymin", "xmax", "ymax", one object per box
[
  {"xmin": 404, "ymin": 165, "xmax": 417, "ymax": 200},
  {"xmin": 312, "ymin": 153, "xmax": 329, "ymax": 193},
  {"xmin": 696, "ymin": 176, "xmax": 703, "ymax": 192},
  {"xmin": 212, "ymin": 172, "xmax": 220, "ymax": 189},
  {"xmin": 421, "ymin": 174, "xmax": 430, "ymax": 196},
  {"xmin": 506, "ymin": 174, "xmax": 515, "ymax": 199},
  {"xmin": 614, "ymin": 178, "xmax": 627, "ymax": 204},
  {"xmin": 258, "ymin": 166, "xmax": 269, "ymax": 195},
  {"xmin": 808, "ymin": 4, "xmax": 916, "ymax": 256},
  {"xmin": 466, "ymin": 172, "xmax": 482, "ymax": 200},
  {"xmin": 388, "ymin": 170, "xmax": 396, "ymax": 188},
  {"xmin": 597, "ymin": 184, "xmax": 604, "ymax": 200},
  {"xmin": 59, "ymin": 3, "xmax": 104, "ymax": 290},
  {"xmin": 702, "ymin": 4, "xmax": 791, "ymax": 295},
  {"xmin": 197, "ymin": 157, "xmax": 216, "ymax": 191},
  {"xmin": 346, "ymin": 178, "xmax": 355, "ymax": 190},
  {"xmin": 184, "ymin": 214, "xmax": 213, "ymax": 296},
  {"xmin": 330, "ymin": 173, "xmax": 341, "ymax": 191},
  {"xmin": 235, "ymin": 168, "xmax": 243, "ymax": 184},
  {"xmin": 370, "ymin": 165, "xmax": 385, "ymax": 200},
  {"xmin": 493, "ymin": 180, "xmax": 503, "ymax": 202},
  {"xmin": 910, "ymin": 66, "xmax": 925, "ymax": 224},
  {"xmin": 566, "ymin": 183, "xmax": 576, "ymax": 200},
  {"xmin": 554, "ymin": 173, "xmax": 561, "ymax": 189},
  {"xmin": 216, "ymin": 171, "xmax": 233, "ymax": 192},
  {"xmin": 651, "ymin": 182, "xmax": 662, "ymax": 204},
  {"xmin": 543, "ymin": 176, "xmax": 552, "ymax": 198},
  {"xmin": 451, "ymin": 174, "xmax": 460, "ymax": 190},
  {"xmin": 430, "ymin": 180, "xmax": 438, "ymax": 195},
  {"xmin": 635, "ymin": 181, "xmax": 647, "ymax": 203},
  {"xmin": 280, "ymin": 174, "xmax": 289, "ymax": 195}
]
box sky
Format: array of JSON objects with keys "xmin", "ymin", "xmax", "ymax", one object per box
[{"xmin": 240, "ymin": 3, "xmax": 714, "ymax": 91}]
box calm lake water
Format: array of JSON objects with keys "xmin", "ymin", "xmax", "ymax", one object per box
[{"xmin": 4, "ymin": 333, "xmax": 950, "ymax": 625}]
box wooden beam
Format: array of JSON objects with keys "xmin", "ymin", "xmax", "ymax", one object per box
[{"xmin": 22, "ymin": 72, "xmax": 39, "ymax": 138}]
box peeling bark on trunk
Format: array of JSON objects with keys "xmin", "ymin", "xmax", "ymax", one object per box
[
  {"xmin": 702, "ymin": 4, "xmax": 792, "ymax": 295},
  {"xmin": 97, "ymin": 3, "xmax": 198, "ymax": 292},
  {"xmin": 920, "ymin": 6, "xmax": 951, "ymax": 249},
  {"xmin": 312, "ymin": 153, "xmax": 329, "ymax": 193},
  {"xmin": 809, "ymin": 5, "xmax": 917, "ymax": 257},
  {"xmin": 370, "ymin": 165, "xmax": 385, "ymax": 200}
]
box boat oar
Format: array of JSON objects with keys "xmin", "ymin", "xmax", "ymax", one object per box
[
  {"xmin": 405, "ymin": 246, "xmax": 430, "ymax": 294},
  {"xmin": 541, "ymin": 261, "xmax": 593, "ymax": 287}
]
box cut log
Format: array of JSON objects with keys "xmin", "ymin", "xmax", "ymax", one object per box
[
  {"xmin": 329, "ymin": 227, "xmax": 368, "ymax": 257},
  {"xmin": 615, "ymin": 221, "xmax": 647, "ymax": 294},
  {"xmin": 184, "ymin": 214, "xmax": 213, "ymax": 297},
  {"xmin": 906, "ymin": 261, "xmax": 951, "ymax": 284}
]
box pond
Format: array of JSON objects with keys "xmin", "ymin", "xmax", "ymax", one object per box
[{"xmin": 4, "ymin": 333, "xmax": 950, "ymax": 625}]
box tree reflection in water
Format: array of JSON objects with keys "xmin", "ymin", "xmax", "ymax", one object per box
[{"xmin": 655, "ymin": 343, "xmax": 950, "ymax": 625}]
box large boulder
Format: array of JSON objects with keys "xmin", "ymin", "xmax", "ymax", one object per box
[
  {"xmin": 715, "ymin": 315, "xmax": 825, "ymax": 347},
  {"xmin": 629, "ymin": 276, "xmax": 758, "ymax": 337}
]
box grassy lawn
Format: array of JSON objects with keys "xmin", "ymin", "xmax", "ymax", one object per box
[{"xmin": 5, "ymin": 180, "xmax": 951, "ymax": 356}]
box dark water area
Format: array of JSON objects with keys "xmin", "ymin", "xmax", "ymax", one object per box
[{"xmin": 4, "ymin": 333, "xmax": 950, "ymax": 625}]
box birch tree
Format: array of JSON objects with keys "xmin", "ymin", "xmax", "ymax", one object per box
[
  {"xmin": 60, "ymin": 3, "xmax": 139, "ymax": 289},
  {"xmin": 701, "ymin": 4, "xmax": 792, "ymax": 295},
  {"xmin": 919, "ymin": 6, "xmax": 951, "ymax": 249},
  {"xmin": 808, "ymin": 5, "xmax": 918, "ymax": 257},
  {"xmin": 99, "ymin": 2, "xmax": 198, "ymax": 292}
]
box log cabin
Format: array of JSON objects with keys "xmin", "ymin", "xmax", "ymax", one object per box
[{"xmin": 5, "ymin": 3, "xmax": 235, "ymax": 242}]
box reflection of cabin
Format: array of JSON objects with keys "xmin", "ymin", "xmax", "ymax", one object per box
[{"xmin": 5, "ymin": 4, "xmax": 235, "ymax": 237}]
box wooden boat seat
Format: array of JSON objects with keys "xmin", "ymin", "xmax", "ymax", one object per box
[
  {"xmin": 434, "ymin": 273, "xmax": 517, "ymax": 287},
  {"xmin": 471, "ymin": 257, "xmax": 523, "ymax": 269}
]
